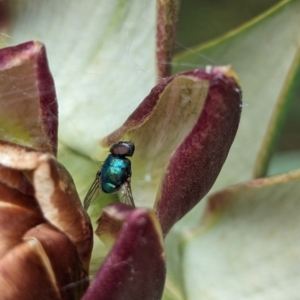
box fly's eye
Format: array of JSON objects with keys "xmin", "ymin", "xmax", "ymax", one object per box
[{"xmin": 110, "ymin": 141, "xmax": 135, "ymax": 157}]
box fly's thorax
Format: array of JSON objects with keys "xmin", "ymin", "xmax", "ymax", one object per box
[{"xmin": 103, "ymin": 155, "xmax": 131, "ymax": 170}]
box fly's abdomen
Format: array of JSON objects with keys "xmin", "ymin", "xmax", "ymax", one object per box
[
  {"xmin": 101, "ymin": 182, "xmax": 117, "ymax": 194},
  {"xmin": 100, "ymin": 155, "xmax": 131, "ymax": 194}
]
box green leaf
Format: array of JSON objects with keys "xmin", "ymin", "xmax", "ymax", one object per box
[
  {"xmin": 182, "ymin": 170, "xmax": 300, "ymax": 299},
  {"xmin": 162, "ymin": 231, "xmax": 186, "ymax": 300}
]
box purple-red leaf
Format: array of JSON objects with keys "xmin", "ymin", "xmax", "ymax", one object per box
[
  {"xmin": 0, "ymin": 41, "xmax": 58, "ymax": 155},
  {"xmin": 155, "ymin": 68, "xmax": 242, "ymax": 234},
  {"xmin": 84, "ymin": 206, "xmax": 165, "ymax": 300}
]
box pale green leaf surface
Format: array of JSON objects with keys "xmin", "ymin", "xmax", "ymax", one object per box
[
  {"xmin": 162, "ymin": 278, "xmax": 185, "ymax": 300},
  {"xmin": 6, "ymin": 0, "xmax": 156, "ymax": 160},
  {"xmin": 183, "ymin": 170, "xmax": 300, "ymax": 299},
  {"xmin": 162, "ymin": 230, "xmax": 186, "ymax": 300}
]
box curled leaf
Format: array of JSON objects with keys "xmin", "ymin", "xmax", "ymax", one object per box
[
  {"xmin": 104, "ymin": 66, "xmax": 242, "ymax": 234},
  {"xmin": 0, "ymin": 41, "xmax": 58, "ymax": 155},
  {"xmin": 85, "ymin": 206, "xmax": 165, "ymax": 300}
]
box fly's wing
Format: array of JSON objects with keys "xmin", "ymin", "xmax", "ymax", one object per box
[
  {"xmin": 119, "ymin": 180, "xmax": 135, "ymax": 207},
  {"xmin": 83, "ymin": 171, "xmax": 101, "ymax": 210}
]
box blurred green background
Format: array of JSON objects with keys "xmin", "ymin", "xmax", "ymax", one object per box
[{"xmin": 175, "ymin": 0, "xmax": 282, "ymax": 50}]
